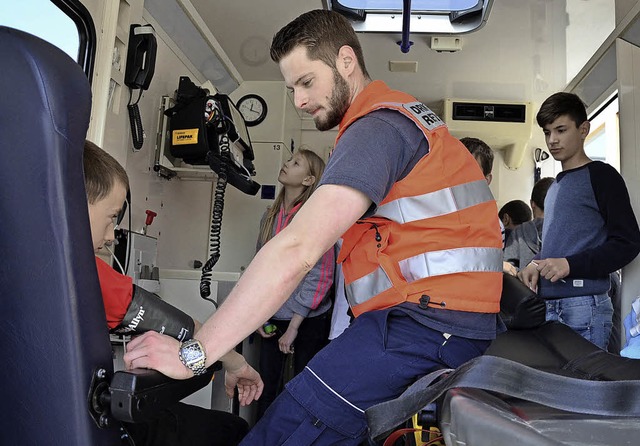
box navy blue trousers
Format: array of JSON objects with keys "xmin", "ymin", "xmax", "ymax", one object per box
[{"xmin": 240, "ymin": 309, "xmax": 490, "ymax": 445}]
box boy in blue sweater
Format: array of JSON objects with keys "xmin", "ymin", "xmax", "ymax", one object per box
[{"xmin": 519, "ymin": 92, "xmax": 640, "ymax": 349}]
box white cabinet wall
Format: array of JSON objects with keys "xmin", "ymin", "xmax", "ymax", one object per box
[{"xmin": 214, "ymin": 141, "xmax": 290, "ymax": 273}]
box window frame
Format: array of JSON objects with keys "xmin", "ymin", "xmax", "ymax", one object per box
[
  {"xmin": 327, "ymin": 0, "xmax": 494, "ymax": 35},
  {"xmin": 51, "ymin": 0, "xmax": 96, "ymax": 81}
]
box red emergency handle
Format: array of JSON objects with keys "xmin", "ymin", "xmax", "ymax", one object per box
[{"xmin": 145, "ymin": 210, "xmax": 158, "ymax": 226}]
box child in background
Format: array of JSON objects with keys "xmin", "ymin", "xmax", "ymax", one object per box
[
  {"xmin": 460, "ymin": 136, "xmax": 517, "ymax": 276},
  {"xmin": 255, "ymin": 149, "xmax": 334, "ymax": 420},
  {"xmin": 504, "ymin": 177, "xmax": 554, "ymax": 270},
  {"xmin": 519, "ymin": 92, "xmax": 640, "ymax": 350},
  {"xmin": 498, "ymin": 199, "xmax": 532, "ymax": 242}
]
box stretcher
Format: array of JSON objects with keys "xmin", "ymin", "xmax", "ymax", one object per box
[{"xmin": 368, "ymin": 275, "xmax": 640, "ymax": 446}]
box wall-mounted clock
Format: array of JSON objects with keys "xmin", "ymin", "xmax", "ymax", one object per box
[{"xmin": 237, "ymin": 94, "xmax": 268, "ymax": 127}]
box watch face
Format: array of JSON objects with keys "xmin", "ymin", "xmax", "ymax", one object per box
[
  {"xmin": 238, "ymin": 95, "xmax": 267, "ymax": 126},
  {"xmin": 181, "ymin": 340, "xmax": 204, "ymax": 364},
  {"xmin": 183, "ymin": 348, "xmax": 201, "ymax": 363}
]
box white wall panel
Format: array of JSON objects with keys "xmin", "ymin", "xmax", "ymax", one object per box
[{"xmin": 616, "ymin": 37, "xmax": 640, "ymax": 346}]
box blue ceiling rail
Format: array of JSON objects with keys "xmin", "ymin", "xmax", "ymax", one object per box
[{"xmin": 397, "ymin": 0, "xmax": 414, "ymax": 53}]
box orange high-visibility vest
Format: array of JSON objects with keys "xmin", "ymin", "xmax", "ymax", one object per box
[{"xmin": 336, "ymin": 81, "xmax": 503, "ymax": 317}]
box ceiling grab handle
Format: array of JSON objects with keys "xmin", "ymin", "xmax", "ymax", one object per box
[{"xmin": 397, "ymin": 0, "xmax": 414, "ymax": 53}]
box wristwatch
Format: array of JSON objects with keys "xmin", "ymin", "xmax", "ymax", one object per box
[{"xmin": 178, "ymin": 339, "xmax": 208, "ymax": 376}]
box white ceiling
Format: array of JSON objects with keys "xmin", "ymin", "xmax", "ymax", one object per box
[{"xmin": 187, "ymin": 0, "xmax": 614, "ymax": 111}]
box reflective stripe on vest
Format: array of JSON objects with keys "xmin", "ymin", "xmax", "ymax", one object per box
[
  {"xmin": 375, "ymin": 179, "xmax": 494, "ymax": 223},
  {"xmin": 346, "ymin": 246, "xmax": 503, "ymax": 306}
]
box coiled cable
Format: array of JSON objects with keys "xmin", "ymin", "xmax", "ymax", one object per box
[
  {"xmin": 127, "ymin": 88, "xmax": 144, "ymax": 151},
  {"xmin": 199, "ymin": 130, "xmax": 231, "ymax": 308}
]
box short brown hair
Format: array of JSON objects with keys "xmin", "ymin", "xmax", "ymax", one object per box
[
  {"xmin": 536, "ymin": 92, "xmax": 588, "ymax": 128},
  {"xmin": 83, "ymin": 140, "xmax": 129, "ymax": 204},
  {"xmin": 499, "ymin": 200, "xmax": 532, "ymax": 225},
  {"xmin": 530, "ymin": 177, "xmax": 554, "ymax": 210},
  {"xmin": 270, "ymin": 9, "xmax": 369, "ymax": 78},
  {"xmin": 460, "ymin": 137, "xmax": 494, "ymax": 176}
]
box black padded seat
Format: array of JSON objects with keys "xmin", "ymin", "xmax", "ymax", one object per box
[
  {"xmin": 486, "ymin": 321, "xmax": 640, "ymax": 380},
  {"xmin": 0, "ymin": 27, "xmax": 214, "ymax": 445},
  {"xmin": 440, "ymin": 387, "xmax": 637, "ymax": 446},
  {"xmin": 438, "ymin": 322, "xmax": 640, "ymax": 445},
  {"xmin": 0, "ymin": 26, "xmax": 120, "ymax": 445},
  {"xmin": 366, "ymin": 275, "xmax": 640, "ymax": 445}
]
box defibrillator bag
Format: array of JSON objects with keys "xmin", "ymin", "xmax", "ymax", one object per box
[{"xmin": 165, "ymin": 76, "xmax": 216, "ymax": 165}]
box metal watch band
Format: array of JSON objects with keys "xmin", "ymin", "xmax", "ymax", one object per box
[{"xmin": 189, "ymin": 362, "xmax": 208, "ymax": 376}]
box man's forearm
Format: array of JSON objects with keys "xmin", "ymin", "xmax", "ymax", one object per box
[
  {"xmin": 220, "ymin": 350, "xmax": 247, "ymax": 371},
  {"xmin": 194, "ymin": 185, "xmax": 370, "ymax": 368},
  {"xmin": 196, "ymin": 234, "xmax": 315, "ymax": 367}
]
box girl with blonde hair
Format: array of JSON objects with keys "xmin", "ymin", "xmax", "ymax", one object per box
[{"xmin": 255, "ymin": 149, "xmax": 334, "ymax": 420}]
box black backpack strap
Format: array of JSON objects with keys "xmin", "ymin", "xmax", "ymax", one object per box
[{"xmin": 366, "ymin": 355, "xmax": 640, "ymax": 440}]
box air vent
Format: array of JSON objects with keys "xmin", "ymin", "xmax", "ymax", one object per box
[
  {"xmin": 443, "ymin": 99, "xmax": 533, "ymax": 169},
  {"xmin": 452, "ymin": 102, "xmax": 526, "ymax": 123}
]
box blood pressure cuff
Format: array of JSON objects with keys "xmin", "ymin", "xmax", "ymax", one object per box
[{"xmin": 111, "ymin": 285, "xmax": 195, "ymax": 342}]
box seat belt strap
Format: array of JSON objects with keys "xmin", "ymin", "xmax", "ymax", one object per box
[{"xmin": 366, "ymin": 355, "xmax": 640, "ymax": 440}]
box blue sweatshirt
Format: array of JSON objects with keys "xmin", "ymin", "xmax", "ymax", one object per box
[{"xmin": 537, "ymin": 161, "xmax": 640, "ymax": 298}]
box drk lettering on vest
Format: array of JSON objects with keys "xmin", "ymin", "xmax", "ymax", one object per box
[{"xmin": 405, "ymin": 102, "xmax": 444, "ymax": 131}]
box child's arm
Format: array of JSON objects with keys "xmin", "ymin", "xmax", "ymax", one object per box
[
  {"xmin": 96, "ymin": 256, "xmax": 196, "ymax": 341},
  {"xmin": 111, "ymin": 285, "xmax": 196, "ymax": 341}
]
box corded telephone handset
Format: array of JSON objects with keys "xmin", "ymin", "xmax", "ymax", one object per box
[
  {"xmin": 124, "ymin": 24, "xmax": 157, "ymax": 150},
  {"xmin": 124, "ymin": 24, "xmax": 157, "ymax": 90}
]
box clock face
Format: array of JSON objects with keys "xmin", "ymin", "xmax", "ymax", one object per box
[{"xmin": 237, "ymin": 94, "xmax": 267, "ymax": 126}]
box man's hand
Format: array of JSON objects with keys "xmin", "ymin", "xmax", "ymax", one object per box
[
  {"xmin": 278, "ymin": 327, "xmax": 298, "ymax": 354},
  {"xmin": 535, "ymin": 258, "xmax": 570, "ymax": 283},
  {"xmin": 224, "ymin": 362, "xmax": 264, "ymax": 406},
  {"xmin": 518, "ymin": 262, "xmax": 540, "ymax": 292},
  {"xmin": 123, "ymin": 331, "xmax": 192, "ymax": 379}
]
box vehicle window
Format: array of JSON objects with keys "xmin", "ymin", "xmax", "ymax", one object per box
[
  {"xmin": 0, "ymin": 0, "xmax": 95, "ymax": 77},
  {"xmin": 338, "ymin": 1, "xmax": 479, "ymax": 11},
  {"xmin": 329, "ymin": 0, "xmax": 492, "ymax": 34},
  {"xmin": 586, "ymin": 95, "xmax": 619, "ymax": 171}
]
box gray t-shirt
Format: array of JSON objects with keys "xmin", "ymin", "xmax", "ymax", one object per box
[
  {"xmin": 320, "ymin": 109, "xmax": 502, "ymax": 340},
  {"xmin": 504, "ymin": 218, "xmax": 543, "ymax": 270}
]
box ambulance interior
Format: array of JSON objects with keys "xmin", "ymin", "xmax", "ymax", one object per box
[{"xmin": 3, "ymin": 0, "xmax": 640, "ymax": 445}]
